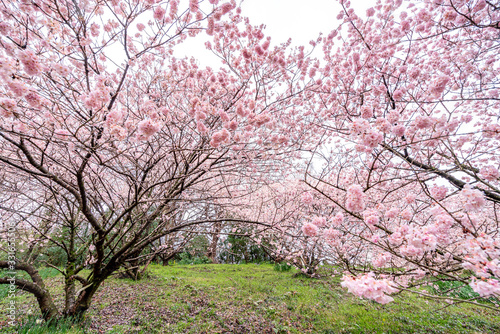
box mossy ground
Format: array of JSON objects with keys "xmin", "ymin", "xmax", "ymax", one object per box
[{"xmin": 1, "ymin": 264, "xmax": 499, "ymax": 333}]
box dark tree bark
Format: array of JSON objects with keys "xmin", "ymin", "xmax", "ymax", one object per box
[
  {"xmin": 0, "ymin": 261, "xmax": 59, "ymax": 321},
  {"xmin": 206, "ymin": 222, "xmax": 222, "ymax": 263}
]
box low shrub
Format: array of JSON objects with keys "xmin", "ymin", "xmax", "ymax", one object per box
[{"xmin": 273, "ymin": 261, "xmax": 292, "ymax": 272}]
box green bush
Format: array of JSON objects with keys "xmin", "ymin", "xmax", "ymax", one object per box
[
  {"xmin": 218, "ymin": 230, "xmax": 271, "ymax": 264},
  {"xmin": 184, "ymin": 235, "xmax": 210, "ymax": 258},
  {"xmin": 429, "ymin": 280, "xmax": 480, "ymax": 300},
  {"xmin": 175, "ymin": 252, "xmax": 212, "ymax": 265},
  {"xmin": 273, "ymin": 262, "xmax": 292, "ymax": 272}
]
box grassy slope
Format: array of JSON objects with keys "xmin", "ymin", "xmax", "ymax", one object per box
[{"xmin": 1, "ymin": 264, "xmax": 499, "ymax": 334}]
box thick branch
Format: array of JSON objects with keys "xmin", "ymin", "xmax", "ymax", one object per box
[{"xmin": 383, "ymin": 144, "xmax": 500, "ymax": 203}]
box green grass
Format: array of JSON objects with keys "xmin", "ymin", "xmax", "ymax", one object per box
[
  {"xmin": 1, "ymin": 264, "xmax": 499, "ymax": 333},
  {"xmin": 0, "ymin": 267, "xmax": 60, "ymax": 299},
  {"xmin": 15, "ymin": 316, "xmax": 85, "ymax": 334},
  {"xmin": 428, "ymin": 279, "xmax": 489, "ymax": 301}
]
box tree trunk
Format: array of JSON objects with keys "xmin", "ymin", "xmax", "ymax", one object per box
[
  {"xmin": 206, "ymin": 222, "xmax": 222, "ymax": 263},
  {"xmin": 69, "ymin": 282, "xmax": 100, "ymax": 318},
  {"xmin": 161, "ymin": 251, "xmax": 177, "ymax": 265},
  {"xmin": 118, "ymin": 260, "xmax": 141, "ymax": 280},
  {"xmin": 0, "ymin": 261, "xmax": 60, "ymax": 321},
  {"xmin": 35, "ymin": 289, "xmax": 60, "ymax": 321},
  {"xmin": 64, "ymin": 276, "xmax": 76, "ymax": 315},
  {"xmin": 64, "ymin": 261, "xmax": 76, "ymax": 314}
]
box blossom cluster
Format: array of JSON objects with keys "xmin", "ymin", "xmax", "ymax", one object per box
[
  {"xmin": 470, "ymin": 279, "xmax": 500, "ymax": 298},
  {"xmin": 210, "ymin": 128, "xmax": 231, "ymax": 147},
  {"xmin": 462, "ymin": 235, "xmax": 500, "ymax": 281},
  {"xmin": 460, "ymin": 185, "xmax": 486, "ymax": 211},
  {"xmin": 82, "ymin": 76, "xmax": 112, "ymax": 111},
  {"xmin": 137, "ymin": 119, "xmax": 160, "ymax": 140},
  {"xmin": 301, "ymin": 223, "xmax": 318, "ymax": 237},
  {"xmin": 18, "ymin": 49, "xmax": 43, "ymax": 76},
  {"xmin": 345, "ymin": 185, "xmax": 366, "ymax": 212},
  {"xmin": 341, "ymin": 273, "xmax": 398, "ymax": 304}
]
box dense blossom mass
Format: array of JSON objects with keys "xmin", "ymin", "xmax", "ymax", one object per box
[{"xmin": 300, "ymin": 0, "xmax": 500, "ymax": 306}]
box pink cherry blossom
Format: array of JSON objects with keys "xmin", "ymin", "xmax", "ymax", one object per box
[
  {"xmin": 154, "ymin": 6, "xmax": 166, "ymax": 20},
  {"xmin": 429, "ymin": 75, "xmax": 450, "ymax": 97},
  {"xmin": 331, "ymin": 212, "xmax": 344, "ymax": 225},
  {"xmin": 218, "ymin": 109, "xmax": 230, "ymax": 122},
  {"xmin": 470, "ymin": 279, "xmax": 500, "ymax": 298},
  {"xmin": 479, "ymin": 165, "xmax": 499, "ymax": 181},
  {"xmin": 312, "ymin": 216, "xmax": 327, "ymax": 227},
  {"xmin": 430, "ymin": 185, "xmax": 448, "ymax": 201},
  {"xmin": 350, "ymin": 118, "xmax": 370, "ymax": 135},
  {"xmin": 324, "ymin": 228, "xmax": 341, "ymax": 240},
  {"xmin": 109, "ymin": 125, "xmax": 127, "ymax": 140},
  {"xmin": 460, "ymin": 184, "xmax": 486, "ymax": 211},
  {"xmin": 341, "ymin": 273, "xmax": 397, "ymax": 304},
  {"xmin": 137, "ymin": 119, "xmax": 160, "ymax": 140},
  {"xmin": 210, "ymin": 128, "xmax": 231, "ymax": 148},
  {"xmin": 106, "ymin": 109, "xmax": 123, "ymax": 126},
  {"xmin": 302, "ymin": 222, "xmax": 319, "ymax": 237},
  {"xmin": 372, "ymin": 253, "xmax": 391, "ymax": 268},
  {"xmin": 189, "ymin": 0, "xmax": 199, "ymax": 12},
  {"xmin": 385, "ymin": 208, "xmax": 399, "ymax": 219},
  {"xmin": 220, "ymin": 2, "xmax": 233, "ymax": 15},
  {"xmin": 391, "ymin": 125, "xmax": 405, "ymax": 137},
  {"xmin": 345, "ymin": 185, "xmax": 366, "ymax": 212},
  {"xmin": 0, "ymin": 98, "xmax": 16, "ymax": 117},
  {"xmin": 197, "ymin": 121, "xmax": 208, "ymax": 134},
  {"xmin": 24, "ymin": 91, "xmax": 42, "ymax": 107},
  {"xmin": 361, "ymin": 128, "xmax": 383, "ymax": 148},
  {"xmin": 360, "ymin": 106, "xmax": 373, "ymax": 119},
  {"xmin": 8, "ymin": 81, "xmax": 27, "ymax": 96},
  {"xmin": 18, "ymin": 49, "xmax": 42, "ymax": 76},
  {"xmin": 414, "ymin": 116, "xmax": 433, "ymax": 129},
  {"xmin": 400, "ymin": 209, "xmax": 412, "ymax": 221}
]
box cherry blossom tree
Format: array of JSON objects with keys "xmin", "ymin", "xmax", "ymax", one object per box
[
  {"xmin": 303, "ymin": 0, "xmax": 500, "ymax": 308},
  {"xmin": 3, "ymin": 0, "xmax": 497, "ymax": 324},
  {"xmin": 0, "ymin": 0, "xmax": 317, "ymax": 320},
  {"xmin": 221, "ymin": 180, "xmax": 341, "ymax": 276}
]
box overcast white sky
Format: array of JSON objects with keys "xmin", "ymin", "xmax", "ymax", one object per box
[
  {"xmin": 174, "ymin": 0, "xmax": 373, "ymax": 67},
  {"xmin": 241, "ymin": 0, "xmax": 341, "ymax": 45}
]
